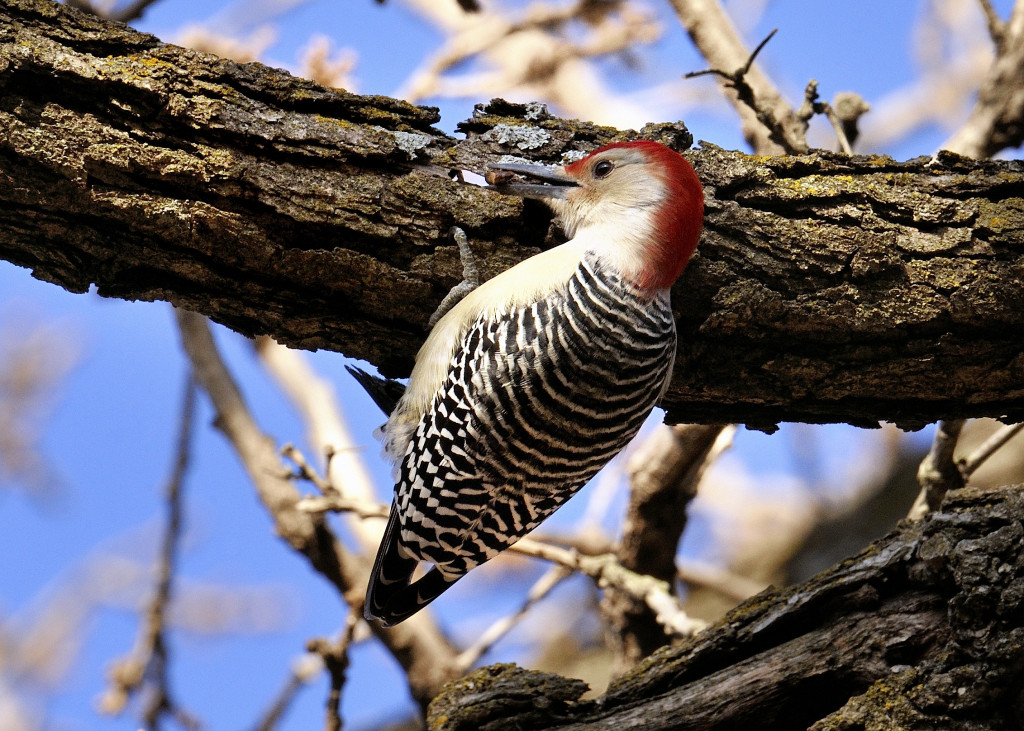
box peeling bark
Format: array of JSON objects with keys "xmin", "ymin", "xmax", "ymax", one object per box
[
  {"xmin": 1, "ymin": 0, "xmax": 1023, "ymax": 431},
  {"xmin": 429, "ymin": 485, "xmax": 1024, "ymax": 730}
]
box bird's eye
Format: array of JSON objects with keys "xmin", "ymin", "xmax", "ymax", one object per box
[{"xmin": 593, "ymin": 160, "xmax": 614, "ymax": 178}]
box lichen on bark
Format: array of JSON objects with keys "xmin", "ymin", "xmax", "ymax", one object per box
[{"xmin": 1, "ymin": 0, "xmax": 1023, "ymax": 431}]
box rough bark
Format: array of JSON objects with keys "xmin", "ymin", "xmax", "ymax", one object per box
[
  {"xmin": 428, "ymin": 484, "xmax": 1024, "ymax": 731},
  {"xmin": 1, "ymin": 1, "xmax": 1023, "ymax": 430}
]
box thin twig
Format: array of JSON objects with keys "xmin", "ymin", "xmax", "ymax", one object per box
[
  {"xmin": 685, "ymin": 27, "xmax": 777, "ymax": 81},
  {"xmin": 671, "ymin": 0, "xmax": 807, "ymax": 155},
  {"xmin": 977, "ymin": 0, "xmax": 1007, "ymax": 48},
  {"xmin": 297, "ymin": 493, "xmax": 390, "ymax": 520},
  {"xmin": 308, "ymin": 609, "xmax": 361, "ymax": 731},
  {"xmin": 961, "ymin": 422, "xmax": 1024, "ymax": 477},
  {"xmin": 684, "ymin": 28, "xmax": 788, "ymax": 152},
  {"xmin": 456, "ymin": 565, "xmax": 572, "ymax": 671},
  {"xmin": 797, "ymin": 80, "xmax": 854, "ymax": 154},
  {"xmin": 602, "ymin": 424, "xmax": 729, "ymax": 672},
  {"xmin": 283, "ymin": 443, "xmax": 336, "ymax": 495},
  {"xmin": 253, "ymin": 653, "xmax": 324, "ymax": 731},
  {"xmin": 513, "ymin": 538, "xmax": 706, "ymax": 637},
  {"xmin": 255, "ymin": 337, "xmax": 382, "ymax": 553},
  {"xmin": 100, "ymin": 375, "xmax": 200, "ymax": 730},
  {"xmin": 684, "ymin": 26, "xmax": 810, "ymax": 154}
]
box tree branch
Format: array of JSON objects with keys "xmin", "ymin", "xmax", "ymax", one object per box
[
  {"xmin": 174, "ymin": 310, "xmax": 459, "ymax": 710},
  {"xmin": 942, "ymin": 1, "xmax": 1024, "ymax": 157},
  {"xmin": 2, "ymin": 0, "xmax": 1024, "ymax": 431},
  {"xmin": 670, "ymin": 1, "xmax": 804, "ymax": 154},
  {"xmin": 429, "ymin": 484, "xmax": 1024, "ymax": 730},
  {"xmin": 601, "ymin": 424, "xmax": 726, "ymax": 673}
]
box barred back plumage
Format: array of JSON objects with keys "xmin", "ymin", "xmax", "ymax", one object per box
[{"xmin": 365, "ymin": 253, "xmax": 676, "ymax": 623}]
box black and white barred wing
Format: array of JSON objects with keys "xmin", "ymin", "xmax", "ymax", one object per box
[{"xmin": 364, "ymin": 258, "xmax": 676, "ymax": 625}]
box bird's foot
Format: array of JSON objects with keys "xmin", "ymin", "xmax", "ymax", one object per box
[{"xmin": 428, "ymin": 226, "xmax": 480, "ymax": 327}]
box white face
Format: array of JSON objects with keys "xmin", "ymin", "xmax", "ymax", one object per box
[{"xmin": 549, "ymin": 147, "xmax": 666, "ymax": 239}]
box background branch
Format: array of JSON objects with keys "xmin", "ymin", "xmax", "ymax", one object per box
[
  {"xmin": 99, "ymin": 375, "xmax": 199, "ymax": 730},
  {"xmin": 600, "ymin": 424, "xmax": 727, "ymax": 673},
  {"xmin": 173, "ymin": 309, "xmax": 459, "ymax": 710},
  {"xmin": 942, "ymin": 1, "xmax": 1024, "ymax": 156},
  {"xmin": 669, "ymin": 1, "xmax": 805, "ymax": 153}
]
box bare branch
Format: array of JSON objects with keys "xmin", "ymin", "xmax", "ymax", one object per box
[
  {"xmin": 174, "ymin": 310, "xmax": 459, "ymax": 710},
  {"xmin": 456, "ymin": 565, "xmax": 572, "ymax": 672},
  {"xmin": 253, "ymin": 653, "xmax": 324, "ymax": 731},
  {"xmin": 256, "ymin": 338, "xmax": 384, "ymax": 553},
  {"xmin": 909, "ymin": 419, "xmax": 966, "ymax": 519},
  {"xmin": 685, "ymin": 27, "xmax": 777, "ymax": 81},
  {"xmin": 298, "ymin": 493, "xmax": 391, "ymax": 520},
  {"xmin": 601, "ymin": 424, "xmax": 727, "ymax": 671},
  {"xmin": 961, "ymin": 422, "xmax": 1024, "ymax": 478},
  {"xmin": 672, "ymin": 0, "xmax": 805, "ymax": 153},
  {"xmin": 99, "ymin": 375, "xmax": 199, "ymax": 730},
  {"xmin": 307, "ymin": 610, "xmax": 360, "ymax": 731},
  {"xmin": 832, "ymin": 91, "xmax": 871, "ymax": 148},
  {"xmin": 942, "ymin": 2, "xmax": 1024, "ymax": 156},
  {"xmin": 797, "ymin": 80, "xmax": 854, "ymax": 154},
  {"xmin": 513, "ymin": 538, "xmax": 707, "ymax": 637},
  {"xmin": 977, "ymin": 0, "xmax": 1007, "ymax": 47}
]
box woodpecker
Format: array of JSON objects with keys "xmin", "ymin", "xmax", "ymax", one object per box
[{"xmin": 363, "ymin": 140, "xmax": 704, "ymax": 626}]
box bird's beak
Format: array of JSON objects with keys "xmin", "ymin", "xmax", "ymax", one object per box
[{"xmin": 486, "ymin": 161, "xmax": 577, "ymax": 200}]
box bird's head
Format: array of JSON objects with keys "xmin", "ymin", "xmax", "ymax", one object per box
[{"xmin": 488, "ymin": 140, "xmax": 704, "ymax": 291}]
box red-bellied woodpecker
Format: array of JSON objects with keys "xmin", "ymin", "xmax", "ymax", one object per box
[{"xmin": 362, "ymin": 140, "xmax": 704, "ymax": 626}]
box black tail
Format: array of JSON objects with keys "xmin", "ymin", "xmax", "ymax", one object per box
[
  {"xmin": 345, "ymin": 365, "xmax": 407, "ymax": 416},
  {"xmin": 364, "ymin": 507, "xmax": 461, "ymax": 626}
]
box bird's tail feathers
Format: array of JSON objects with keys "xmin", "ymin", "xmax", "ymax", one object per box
[
  {"xmin": 345, "ymin": 364, "xmax": 407, "ymax": 416},
  {"xmin": 364, "ymin": 508, "xmax": 460, "ymax": 626}
]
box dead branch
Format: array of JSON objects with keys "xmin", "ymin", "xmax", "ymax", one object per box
[
  {"xmin": 670, "ymin": 1, "xmax": 804, "ymax": 154},
  {"xmin": 428, "ymin": 484, "xmax": 1024, "ymax": 730},
  {"xmin": 909, "ymin": 419, "xmax": 966, "ymax": 518},
  {"xmin": 253, "ymin": 653, "xmax": 324, "ymax": 731},
  {"xmin": 307, "ymin": 609, "xmax": 360, "ymax": 731},
  {"xmin": 173, "ymin": 310, "xmax": 459, "ymax": 710},
  {"xmin": 255, "ymin": 337, "xmax": 384, "ymax": 553},
  {"xmin": 600, "ymin": 424, "xmax": 726, "ymax": 673},
  {"xmin": 796, "ymin": 80, "xmax": 853, "ymax": 154},
  {"xmin": 942, "ymin": 1, "xmax": 1024, "ymax": 156},
  {"xmin": 961, "ymin": 422, "xmax": 1024, "ymax": 475}
]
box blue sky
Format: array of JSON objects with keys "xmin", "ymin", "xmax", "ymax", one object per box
[{"xmin": 1, "ymin": 1, "xmax": 1014, "ymax": 729}]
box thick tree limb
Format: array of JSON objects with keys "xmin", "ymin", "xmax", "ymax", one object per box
[
  {"xmin": 1, "ymin": 0, "xmax": 1023, "ymax": 430},
  {"xmin": 428, "ymin": 484, "xmax": 1024, "ymax": 730}
]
